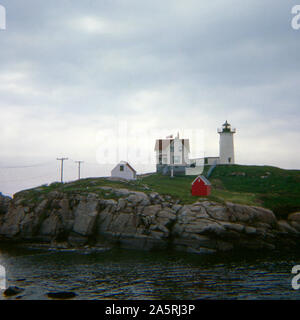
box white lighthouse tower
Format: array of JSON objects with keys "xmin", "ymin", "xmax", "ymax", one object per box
[{"xmin": 218, "ymin": 120, "xmax": 236, "ymax": 164}]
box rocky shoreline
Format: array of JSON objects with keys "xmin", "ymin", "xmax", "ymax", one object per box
[{"xmin": 1, "ymin": 188, "xmax": 300, "ymax": 254}]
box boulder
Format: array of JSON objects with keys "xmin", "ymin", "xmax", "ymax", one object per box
[
  {"xmin": 19, "ymin": 212, "xmax": 36, "ymax": 237},
  {"xmin": 218, "ymin": 221, "xmax": 245, "ymax": 233},
  {"xmin": 34, "ymin": 199, "xmax": 49, "ymax": 215},
  {"xmin": 277, "ymin": 220, "xmax": 298, "ymax": 234},
  {"xmin": 183, "ymin": 219, "xmax": 226, "ymax": 236},
  {"xmin": 112, "ymin": 188, "xmax": 131, "ymax": 197},
  {"xmin": 174, "ymin": 234, "xmax": 216, "ymax": 249},
  {"xmin": 172, "ymin": 204, "xmax": 182, "ymax": 213},
  {"xmin": 142, "ymin": 205, "xmax": 161, "ymax": 217},
  {"xmin": 117, "ymin": 198, "xmax": 127, "ymax": 211},
  {"xmin": 157, "ymin": 208, "xmax": 176, "ymax": 221},
  {"xmin": 3, "ymin": 286, "xmax": 24, "ymax": 297},
  {"xmin": 40, "ymin": 214, "xmax": 61, "ymax": 237},
  {"xmin": 288, "ymin": 212, "xmax": 300, "ymax": 222},
  {"xmin": 0, "ymin": 206, "xmax": 26, "ymax": 237},
  {"xmin": 109, "ymin": 213, "xmax": 137, "ymax": 234},
  {"xmin": 73, "ymin": 199, "xmax": 99, "ymax": 236},
  {"xmin": 206, "ymin": 205, "xmax": 231, "ymax": 221},
  {"xmin": 244, "ymin": 226, "xmax": 257, "ymax": 235},
  {"xmin": 97, "ymin": 210, "xmax": 114, "ymax": 233},
  {"xmin": 127, "ymin": 192, "xmax": 150, "ymax": 206},
  {"xmin": 226, "ymin": 203, "xmax": 276, "ymax": 226},
  {"xmin": 0, "ymin": 193, "xmax": 11, "ymax": 215},
  {"xmin": 289, "ymin": 221, "xmax": 300, "ymax": 232}
]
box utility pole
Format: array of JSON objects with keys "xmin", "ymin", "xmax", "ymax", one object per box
[
  {"xmin": 75, "ymin": 161, "xmax": 84, "ymax": 180},
  {"xmin": 57, "ymin": 157, "xmax": 68, "ymax": 183}
]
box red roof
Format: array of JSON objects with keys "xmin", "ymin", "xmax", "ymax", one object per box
[
  {"xmin": 192, "ymin": 175, "xmax": 211, "ymax": 186},
  {"xmin": 191, "ymin": 175, "xmax": 211, "ymax": 197}
]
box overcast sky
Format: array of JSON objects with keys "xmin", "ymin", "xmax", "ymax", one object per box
[{"xmin": 0, "ymin": 0, "xmax": 300, "ymax": 196}]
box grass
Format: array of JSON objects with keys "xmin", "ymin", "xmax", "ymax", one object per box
[
  {"xmin": 140, "ymin": 171, "xmax": 262, "ymax": 207},
  {"xmin": 14, "ymin": 164, "xmax": 300, "ymax": 219},
  {"xmin": 139, "ymin": 165, "xmax": 300, "ymax": 218},
  {"xmin": 14, "ymin": 177, "xmax": 150, "ymax": 205},
  {"xmin": 208, "ymin": 165, "xmax": 300, "ymax": 218}
]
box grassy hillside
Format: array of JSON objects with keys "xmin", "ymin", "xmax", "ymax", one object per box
[
  {"xmin": 15, "ymin": 165, "xmax": 300, "ymax": 219},
  {"xmin": 141, "ymin": 172, "xmax": 257, "ymax": 206},
  {"xmin": 141, "ymin": 165, "xmax": 300, "ymax": 219},
  {"xmin": 207, "ymin": 165, "xmax": 300, "ymax": 219}
]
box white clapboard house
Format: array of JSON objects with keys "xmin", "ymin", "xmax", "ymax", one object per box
[
  {"xmin": 111, "ymin": 161, "xmax": 137, "ymax": 180},
  {"xmin": 154, "ymin": 133, "xmax": 190, "ymax": 175}
]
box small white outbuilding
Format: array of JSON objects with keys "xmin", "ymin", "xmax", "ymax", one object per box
[{"xmin": 111, "ymin": 161, "xmax": 137, "ymax": 180}]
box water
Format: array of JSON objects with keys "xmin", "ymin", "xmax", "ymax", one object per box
[{"xmin": 0, "ymin": 244, "xmax": 300, "ymax": 300}]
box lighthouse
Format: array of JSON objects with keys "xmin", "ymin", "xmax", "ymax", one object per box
[{"xmin": 218, "ymin": 121, "xmax": 236, "ymax": 164}]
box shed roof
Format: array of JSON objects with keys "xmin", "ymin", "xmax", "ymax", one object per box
[
  {"xmin": 192, "ymin": 175, "xmax": 211, "ymax": 186},
  {"xmin": 115, "ymin": 161, "xmax": 137, "ymax": 173},
  {"xmin": 125, "ymin": 162, "xmax": 136, "ymax": 173}
]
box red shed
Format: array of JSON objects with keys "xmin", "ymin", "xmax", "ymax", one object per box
[{"xmin": 191, "ymin": 175, "xmax": 211, "ymax": 196}]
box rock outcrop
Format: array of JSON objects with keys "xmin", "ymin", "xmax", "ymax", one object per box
[
  {"xmin": 0, "ymin": 188, "xmax": 299, "ymax": 254},
  {"xmin": 0, "ymin": 193, "xmax": 11, "ymax": 215},
  {"xmin": 0, "ymin": 193, "xmax": 11, "ymax": 231}
]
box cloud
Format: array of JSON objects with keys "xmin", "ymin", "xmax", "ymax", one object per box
[{"xmin": 0, "ymin": 0, "xmax": 299, "ymax": 195}]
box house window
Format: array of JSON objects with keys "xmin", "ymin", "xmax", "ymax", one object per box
[
  {"xmin": 205, "ymin": 158, "xmax": 208, "ymax": 164},
  {"xmin": 174, "ymin": 156, "xmax": 181, "ymax": 164},
  {"xmin": 120, "ymin": 165, "xmax": 124, "ymax": 171},
  {"xmin": 228, "ymin": 157, "xmax": 231, "ymax": 163}
]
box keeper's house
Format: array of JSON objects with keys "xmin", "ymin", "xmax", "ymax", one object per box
[{"xmin": 154, "ymin": 134, "xmax": 190, "ymax": 175}]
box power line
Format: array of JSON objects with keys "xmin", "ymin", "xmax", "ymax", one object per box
[
  {"xmin": 69, "ymin": 159, "xmax": 99, "ymax": 166},
  {"xmin": 0, "ymin": 173, "xmax": 56, "ymax": 183},
  {"xmin": 57, "ymin": 157, "xmax": 68, "ymax": 183},
  {"xmin": 0, "ymin": 161, "xmax": 54, "ymax": 169}
]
